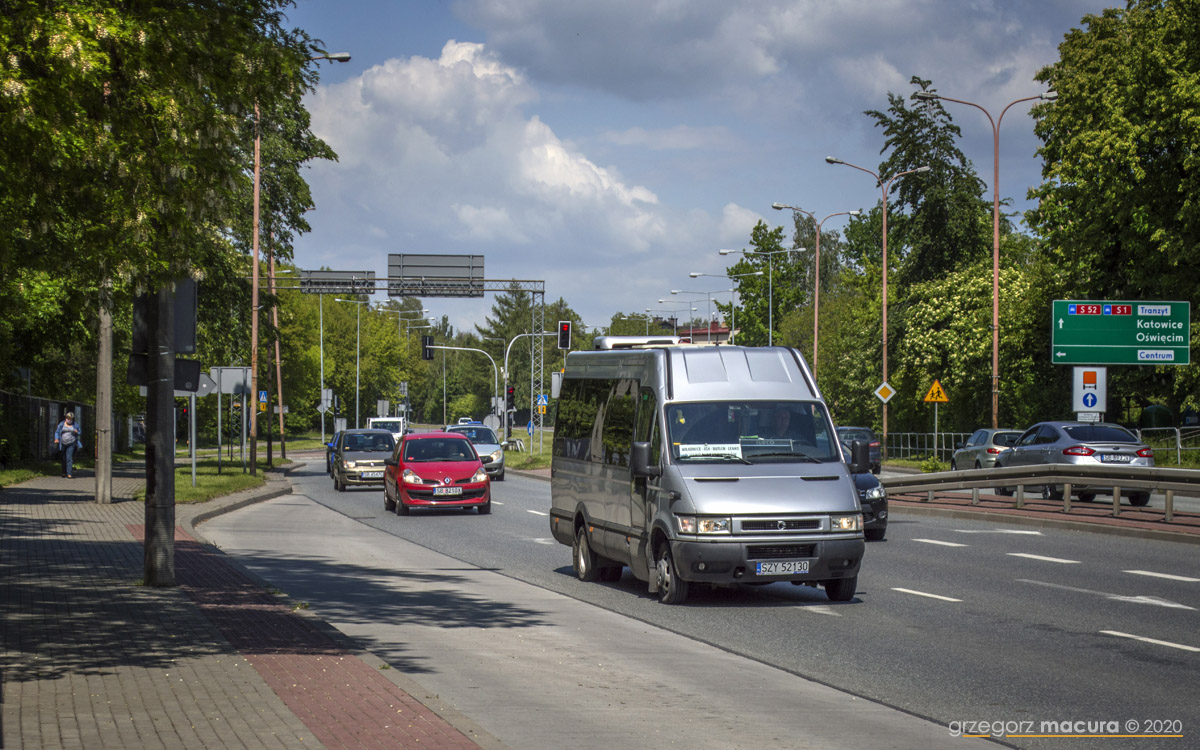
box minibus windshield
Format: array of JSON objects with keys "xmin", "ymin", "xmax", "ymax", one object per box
[{"xmin": 666, "ymin": 401, "xmax": 839, "ymax": 463}]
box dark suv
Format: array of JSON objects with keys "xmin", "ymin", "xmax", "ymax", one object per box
[{"xmin": 836, "ymin": 426, "xmax": 881, "ymax": 474}]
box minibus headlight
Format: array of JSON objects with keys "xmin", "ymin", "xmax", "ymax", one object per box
[
  {"xmin": 677, "ymin": 516, "xmax": 730, "ymax": 534},
  {"xmin": 830, "ymin": 514, "xmax": 863, "ymax": 532},
  {"xmin": 865, "ymin": 485, "xmax": 886, "ymax": 501}
]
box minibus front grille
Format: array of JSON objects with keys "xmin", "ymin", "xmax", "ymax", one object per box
[
  {"xmin": 740, "ymin": 519, "xmax": 821, "ymax": 532},
  {"xmin": 747, "ymin": 544, "xmax": 816, "ymax": 560}
]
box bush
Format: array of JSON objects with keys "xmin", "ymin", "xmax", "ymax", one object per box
[{"xmin": 920, "ymin": 456, "xmax": 948, "ymax": 473}]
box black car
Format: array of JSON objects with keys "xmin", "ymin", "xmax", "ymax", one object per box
[
  {"xmin": 325, "ymin": 431, "xmax": 343, "ymax": 475},
  {"xmin": 844, "ymin": 440, "xmax": 887, "ymax": 540},
  {"xmin": 837, "ymin": 426, "xmax": 881, "ymax": 474}
]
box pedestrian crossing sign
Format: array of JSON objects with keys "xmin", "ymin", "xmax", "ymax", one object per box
[{"xmin": 924, "ymin": 379, "xmax": 949, "ymax": 403}]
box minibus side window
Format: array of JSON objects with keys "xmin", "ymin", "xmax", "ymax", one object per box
[
  {"xmin": 636, "ymin": 386, "xmax": 660, "ymax": 466},
  {"xmin": 554, "ymin": 379, "xmax": 608, "ymax": 462},
  {"xmin": 602, "ymin": 379, "xmax": 636, "ymax": 467}
]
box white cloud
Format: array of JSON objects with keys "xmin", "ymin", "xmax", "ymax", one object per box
[
  {"xmin": 718, "ymin": 203, "xmax": 763, "ymax": 246},
  {"xmin": 600, "ymin": 125, "xmax": 736, "ymax": 151}
]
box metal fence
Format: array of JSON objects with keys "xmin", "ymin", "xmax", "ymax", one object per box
[
  {"xmin": 1135, "ymin": 427, "xmax": 1200, "ymax": 465},
  {"xmin": 886, "ymin": 432, "xmax": 971, "ymax": 463},
  {"xmin": 0, "ymin": 390, "xmax": 131, "ymax": 467}
]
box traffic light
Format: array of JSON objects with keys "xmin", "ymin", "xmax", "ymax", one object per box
[
  {"xmin": 506, "ymin": 385, "xmax": 515, "ymax": 410},
  {"xmin": 557, "ymin": 320, "xmax": 572, "ymax": 350},
  {"xmin": 421, "ymin": 335, "xmax": 434, "ymax": 361}
]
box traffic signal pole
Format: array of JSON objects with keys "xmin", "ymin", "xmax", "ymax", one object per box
[{"xmin": 504, "ymin": 331, "xmax": 556, "ymax": 442}]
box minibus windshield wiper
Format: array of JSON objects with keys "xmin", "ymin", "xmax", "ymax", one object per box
[
  {"xmin": 678, "ymin": 453, "xmax": 753, "ymax": 464},
  {"xmin": 746, "ymin": 451, "xmax": 820, "ymax": 462}
]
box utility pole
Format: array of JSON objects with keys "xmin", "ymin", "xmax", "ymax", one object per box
[
  {"xmin": 95, "ymin": 276, "xmax": 113, "ymax": 504},
  {"xmin": 144, "ymin": 284, "xmax": 176, "ymax": 586}
]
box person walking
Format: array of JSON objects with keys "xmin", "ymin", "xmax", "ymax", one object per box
[{"xmin": 54, "ymin": 411, "xmax": 83, "ymax": 478}]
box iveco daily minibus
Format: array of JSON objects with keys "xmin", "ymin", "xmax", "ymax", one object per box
[{"xmin": 549, "ymin": 338, "xmax": 869, "ymax": 604}]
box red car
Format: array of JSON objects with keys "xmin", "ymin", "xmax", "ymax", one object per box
[{"xmin": 383, "ymin": 432, "xmax": 492, "ymax": 515}]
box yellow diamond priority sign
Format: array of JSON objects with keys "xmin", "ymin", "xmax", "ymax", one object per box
[
  {"xmin": 874, "ymin": 382, "xmax": 895, "ymax": 403},
  {"xmin": 924, "ymin": 379, "xmax": 949, "ymax": 403}
]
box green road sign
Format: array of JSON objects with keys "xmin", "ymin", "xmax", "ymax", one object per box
[{"xmin": 1051, "ymin": 300, "xmax": 1191, "ymax": 365}]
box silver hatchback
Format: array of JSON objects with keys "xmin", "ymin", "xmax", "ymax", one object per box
[
  {"xmin": 951, "ymin": 428, "xmax": 1021, "ymax": 470},
  {"xmin": 994, "ymin": 421, "xmax": 1154, "ymax": 505}
]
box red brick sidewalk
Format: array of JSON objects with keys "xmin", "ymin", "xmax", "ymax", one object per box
[{"xmin": 127, "ymin": 524, "xmax": 483, "ymax": 750}]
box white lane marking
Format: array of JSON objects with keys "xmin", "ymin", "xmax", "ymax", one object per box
[
  {"xmin": 954, "ymin": 529, "xmax": 1043, "ymax": 535},
  {"xmin": 803, "ymin": 605, "xmax": 843, "ymax": 617},
  {"xmin": 912, "ymin": 538, "xmax": 968, "ymax": 547},
  {"xmin": 1100, "ymin": 630, "xmax": 1200, "ymax": 653},
  {"xmin": 1124, "ymin": 570, "xmax": 1200, "ymax": 583},
  {"xmin": 526, "ymin": 509, "xmax": 549, "ymax": 517},
  {"xmin": 492, "ymin": 501, "xmax": 504, "ymax": 505},
  {"xmin": 532, "ymin": 538, "xmax": 557, "ymax": 545},
  {"xmin": 1018, "ymin": 579, "xmax": 1196, "ymax": 610},
  {"xmin": 891, "ymin": 587, "xmax": 962, "ymax": 602},
  {"xmin": 1008, "ymin": 553, "xmax": 1080, "ymax": 564}
]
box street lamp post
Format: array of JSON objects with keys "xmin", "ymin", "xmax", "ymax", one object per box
[
  {"xmin": 689, "ymin": 270, "xmax": 763, "ymax": 345},
  {"xmin": 718, "ymin": 248, "xmax": 805, "ymax": 345},
  {"xmin": 671, "ymin": 289, "xmax": 733, "ymax": 343},
  {"xmin": 335, "ymin": 298, "xmax": 367, "ymax": 427},
  {"xmin": 249, "ymin": 50, "xmax": 350, "ymax": 473},
  {"xmin": 825, "ymin": 156, "xmax": 930, "ymax": 460},
  {"xmin": 913, "ymin": 90, "xmax": 1057, "ymax": 429},
  {"xmin": 770, "ymin": 204, "xmax": 861, "ymax": 376},
  {"xmin": 651, "ymin": 303, "xmax": 699, "ymax": 336}
]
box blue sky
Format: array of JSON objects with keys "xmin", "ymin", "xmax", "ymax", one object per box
[{"xmin": 284, "ymin": 0, "xmax": 1114, "ymax": 332}]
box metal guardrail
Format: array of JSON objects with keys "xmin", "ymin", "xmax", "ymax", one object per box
[
  {"xmin": 881, "ymin": 463, "xmax": 1200, "ymax": 524},
  {"xmin": 887, "ymin": 432, "xmax": 971, "ymax": 462}
]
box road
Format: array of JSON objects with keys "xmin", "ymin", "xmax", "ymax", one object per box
[{"xmin": 202, "ymin": 461, "xmax": 1199, "ymax": 749}]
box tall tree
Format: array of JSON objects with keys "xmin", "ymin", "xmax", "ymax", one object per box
[
  {"xmin": 864, "ymin": 76, "xmax": 993, "ymax": 286},
  {"xmin": 1029, "ymin": 0, "xmax": 1200, "ymax": 415}
]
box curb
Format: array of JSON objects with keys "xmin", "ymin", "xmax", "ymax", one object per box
[{"xmin": 507, "ymin": 468, "xmax": 550, "ymax": 482}]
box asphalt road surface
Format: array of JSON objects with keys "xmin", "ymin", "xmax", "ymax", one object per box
[{"xmin": 201, "ymin": 461, "xmax": 1200, "ymax": 750}]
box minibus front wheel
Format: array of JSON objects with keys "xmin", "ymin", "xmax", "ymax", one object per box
[
  {"xmin": 654, "ymin": 542, "xmax": 690, "ymax": 605},
  {"xmin": 824, "ymin": 575, "xmax": 857, "ymax": 602},
  {"xmin": 573, "ymin": 526, "xmax": 601, "ymax": 582}
]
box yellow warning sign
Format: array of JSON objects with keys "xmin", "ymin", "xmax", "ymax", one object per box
[{"xmin": 924, "ymin": 379, "xmax": 949, "ymax": 403}]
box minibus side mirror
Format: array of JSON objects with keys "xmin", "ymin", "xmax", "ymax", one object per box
[
  {"xmin": 848, "ymin": 439, "xmax": 870, "ymax": 474},
  {"xmin": 631, "ymin": 441, "xmax": 661, "ymax": 478}
]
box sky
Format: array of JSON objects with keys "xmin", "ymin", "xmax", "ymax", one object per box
[{"xmin": 284, "ymin": 0, "xmax": 1115, "ymax": 334}]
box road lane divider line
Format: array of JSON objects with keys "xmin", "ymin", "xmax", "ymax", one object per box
[
  {"xmin": 912, "ymin": 538, "xmax": 968, "ymax": 547},
  {"xmin": 1123, "ymin": 570, "xmax": 1200, "ymax": 583},
  {"xmin": 954, "ymin": 529, "xmax": 1043, "ymax": 535},
  {"xmin": 1008, "ymin": 553, "xmax": 1080, "ymax": 564},
  {"xmin": 1100, "ymin": 630, "xmax": 1200, "ymax": 653},
  {"xmin": 891, "ymin": 587, "xmax": 961, "ymax": 602},
  {"xmin": 526, "ymin": 509, "xmax": 549, "ymax": 516},
  {"xmin": 1018, "ymin": 579, "xmax": 1195, "ymax": 610}
]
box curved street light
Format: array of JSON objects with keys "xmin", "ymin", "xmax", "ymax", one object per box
[
  {"xmin": 825, "ymin": 156, "xmax": 930, "ymax": 459},
  {"xmin": 771, "ymin": 204, "xmax": 861, "ymax": 376},
  {"xmin": 914, "ymin": 90, "xmax": 1057, "ymax": 428},
  {"xmin": 718, "ymin": 248, "xmax": 805, "ymax": 345},
  {"xmin": 689, "ymin": 270, "xmax": 763, "ymax": 345},
  {"xmin": 671, "ymin": 288, "xmax": 733, "ymax": 343}
]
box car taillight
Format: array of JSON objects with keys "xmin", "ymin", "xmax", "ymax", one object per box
[
  {"xmin": 987, "ymin": 447, "xmax": 1002, "ymax": 454},
  {"xmin": 1062, "ymin": 445, "xmax": 1095, "ymax": 457},
  {"xmin": 1136, "ymin": 447, "xmax": 1154, "ymax": 458},
  {"xmin": 869, "ymin": 441, "xmax": 880, "ymax": 448}
]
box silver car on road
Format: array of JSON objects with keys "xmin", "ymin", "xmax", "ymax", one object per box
[
  {"xmin": 994, "ymin": 421, "xmax": 1154, "ymax": 505},
  {"xmin": 951, "ymin": 428, "xmax": 1021, "ymax": 470}
]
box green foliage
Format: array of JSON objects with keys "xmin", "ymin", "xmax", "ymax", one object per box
[{"xmin": 919, "ymin": 456, "xmax": 948, "ymax": 473}]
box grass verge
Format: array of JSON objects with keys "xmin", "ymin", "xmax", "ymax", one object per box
[{"xmin": 131, "ymin": 458, "xmax": 270, "ymax": 503}]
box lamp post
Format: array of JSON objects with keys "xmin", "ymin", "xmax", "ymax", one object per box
[
  {"xmin": 770, "ymin": 204, "xmax": 860, "ymax": 376},
  {"xmin": 651, "ymin": 303, "xmax": 698, "ymax": 336},
  {"xmin": 249, "ymin": 50, "xmax": 349, "ymax": 473},
  {"xmin": 335, "ymin": 298, "xmax": 367, "ymax": 427},
  {"xmin": 689, "ymin": 270, "xmax": 763, "ymax": 345},
  {"xmin": 671, "ymin": 289, "xmax": 732, "ymax": 343},
  {"xmin": 913, "ymin": 90, "xmax": 1057, "ymax": 429},
  {"xmin": 718, "ymin": 247, "xmax": 804, "ymax": 345},
  {"xmin": 825, "ymin": 156, "xmax": 930, "ymax": 460}
]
